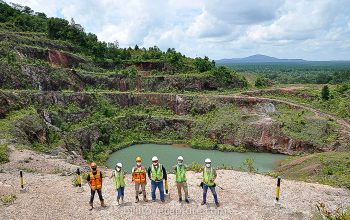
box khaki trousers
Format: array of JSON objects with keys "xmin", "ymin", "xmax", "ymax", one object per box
[
  {"xmin": 176, "ymin": 182, "xmax": 188, "ymax": 199},
  {"xmin": 135, "ymin": 182, "xmax": 147, "ymax": 197}
]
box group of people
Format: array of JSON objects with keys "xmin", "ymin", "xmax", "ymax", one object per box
[{"xmin": 87, "ymin": 156, "xmax": 220, "ymax": 210}]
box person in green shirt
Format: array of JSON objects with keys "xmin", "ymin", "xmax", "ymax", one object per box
[
  {"xmin": 201, "ymin": 158, "xmax": 220, "ymax": 207},
  {"xmin": 173, "ymin": 156, "xmax": 189, "ymax": 203},
  {"xmin": 110, "ymin": 163, "xmax": 125, "ymax": 205}
]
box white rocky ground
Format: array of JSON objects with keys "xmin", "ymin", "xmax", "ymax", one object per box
[{"xmin": 1, "ymin": 147, "xmax": 349, "ymax": 220}]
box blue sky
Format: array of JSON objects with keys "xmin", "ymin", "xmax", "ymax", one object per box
[{"xmin": 8, "ymin": 0, "xmax": 350, "ymax": 60}]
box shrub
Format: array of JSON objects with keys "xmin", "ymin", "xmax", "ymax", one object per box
[
  {"xmin": 189, "ymin": 136, "xmax": 217, "ymax": 150},
  {"xmin": 321, "ymin": 85, "xmax": 330, "ymax": 100},
  {"xmin": 240, "ymin": 158, "xmax": 256, "ymax": 172},
  {"xmin": 313, "ymin": 202, "xmax": 350, "ymax": 220},
  {"xmin": 0, "ymin": 144, "xmax": 10, "ymax": 164},
  {"xmin": 255, "ymin": 76, "xmax": 272, "ymax": 88},
  {"xmin": 120, "ymin": 65, "xmax": 137, "ymax": 77},
  {"xmin": 0, "ymin": 193, "xmax": 17, "ymax": 205},
  {"xmin": 217, "ymin": 144, "xmax": 247, "ymax": 153},
  {"xmin": 188, "ymin": 161, "xmax": 203, "ymax": 173}
]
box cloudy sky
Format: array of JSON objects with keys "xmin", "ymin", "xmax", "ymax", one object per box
[{"xmin": 8, "ymin": 0, "xmax": 350, "ymax": 60}]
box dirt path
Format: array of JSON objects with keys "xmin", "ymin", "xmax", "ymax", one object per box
[{"xmin": 1, "ymin": 149, "xmax": 349, "ymax": 220}]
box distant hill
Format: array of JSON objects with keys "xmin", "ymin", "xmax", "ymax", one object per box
[{"xmin": 216, "ymin": 54, "xmax": 307, "ymax": 64}]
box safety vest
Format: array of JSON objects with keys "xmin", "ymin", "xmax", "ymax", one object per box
[
  {"xmin": 114, "ymin": 170, "xmax": 125, "ymax": 189},
  {"xmin": 203, "ymin": 167, "xmax": 215, "ymax": 186},
  {"xmin": 175, "ymin": 165, "xmax": 187, "ymax": 183},
  {"xmin": 132, "ymin": 166, "xmax": 147, "ymax": 183},
  {"xmin": 89, "ymin": 170, "xmax": 102, "ymax": 190},
  {"xmin": 151, "ymin": 164, "xmax": 163, "ymax": 181}
]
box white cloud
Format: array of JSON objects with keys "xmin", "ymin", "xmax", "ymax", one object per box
[
  {"xmin": 6, "ymin": 0, "xmax": 350, "ymax": 60},
  {"xmin": 205, "ymin": 0, "xmax": 284, "ymax": 25}
]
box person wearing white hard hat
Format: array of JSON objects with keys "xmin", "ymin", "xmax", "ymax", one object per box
[
  {"xmin": 110, "ymin": 162, "xmax": 125, "ymax": 205},
  {"xmin": 147, "ymin": 156, "xmax": 167, "ymax": 202},
  {"xmin": 201, "ymin": 158, "xmax": 220, "ymax": 207},
  {"xmin": 173, "ymin": 156, "xmax": 189, "ymax": 203}
]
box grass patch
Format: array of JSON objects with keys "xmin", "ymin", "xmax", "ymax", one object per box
[
  {"xmin": 272, "ymin": 104, "xmax": 339, "ymax": 146},
  {"xmin": 275, "ymin": 152, "xmax": 350, "ymax": 188},
  {"xmin": 0, "ymin": 107, "xmax": 37, "ymax": 139}
]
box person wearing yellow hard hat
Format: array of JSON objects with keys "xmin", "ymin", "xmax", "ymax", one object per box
[
  {"xmin": 131, "ymin": 156, "xmax": 148, "ymax": 203},
  {"xmin": 87, "ymin": 162, "xmax": 106, "ymax": 210}
]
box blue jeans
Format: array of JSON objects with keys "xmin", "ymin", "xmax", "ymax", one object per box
[
  {"xmin": 203, "ymin": 184, "xmax": 218, "ymax": 204},
  {"xmin": 117, "ymin": 187, "xmax": 124, "ymax": 200},
  {"xmin": 151, "ymin": 180, "xmax": 164, "ymax": 201}
]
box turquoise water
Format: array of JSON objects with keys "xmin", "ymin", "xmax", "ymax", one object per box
[{"xmin": 107, "ymin": 144, "xmax": 288, "ymax": 172}]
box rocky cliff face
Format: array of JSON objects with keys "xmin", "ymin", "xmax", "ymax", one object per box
[
  {"xmin": 1, "ymin": 90, "xmax": 345, "ymax": 155},
  {"xmin": 0, "ymin": 61, "xmax": 247, "ymax": 92}
]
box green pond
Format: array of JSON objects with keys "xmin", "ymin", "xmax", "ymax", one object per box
[{"xmin": 107, "ymin": 144, "xmax": 288, "ymax": 172}]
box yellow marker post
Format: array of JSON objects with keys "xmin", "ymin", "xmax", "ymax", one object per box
[
  {"xmin": 19, "ymin": 170, "xmax": 27, "ymax": 193},
  {"xmin": 275, "ymin": 176, "xmax": 281, "ymax": 205},
  {"xmin": 77, "ymin": 168, "xmax": 82, "ymax": 187},
  {"xmin": 165, "ymin": 180, "xmax": 169, "ymax": 193},
  {"xmin": 76, "ymin": 168, "xmax": 84, "ymax": 193},
  {"xmin": 20, "ymin": 170, "xmax": 24, "ymax": 189}
]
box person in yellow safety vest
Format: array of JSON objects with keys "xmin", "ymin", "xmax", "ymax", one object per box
[
  {"xmin": 131, "ymin": 156, "xmax": 148, "ymax": 203},
  {"xmin": 110, "ymin": 163, "xmax": 125, "ymax": 205},
  {"xmin": 201, "ymin": 158, "xmax": 220, "ymax": 207},
  {"xmin": 87, "ymin": 162, "xmax": 106, "ymax": 210},
  {"xmin": 147, "ymin": 156, "xmax": 167, "ymax": 202},
  {"xmin": 173, "ymin": 156, "xmax": 190, "ymax": 203}
]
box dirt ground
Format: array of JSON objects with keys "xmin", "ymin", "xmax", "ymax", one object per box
[{"xmin": 1, "ymin": 148, "xmax": 350, "ymax": 220}]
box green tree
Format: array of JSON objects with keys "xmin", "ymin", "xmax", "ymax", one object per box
[
  {"xmin": 47, "ymin": 17, "xmax": 69, "ymax": 39},
  {"xmin": 321, "ymin": 85, "xmax": 330, "ymax": 100},
  {"xmin": 165, "ymin": 48, "xmax": 184, "ymax": 72},
  {"xmin": 194, "ymin": 56, "xmax": 214, "ymax": 72}
]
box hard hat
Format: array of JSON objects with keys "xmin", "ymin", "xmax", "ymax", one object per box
[
  {"xmin": 90, "ymin": 162, "xmax": 97, "ymax": 168},
  {"xmin": 116, "ymin": 163, "xmax": 122, "ymax": 168},
  {"xmin": 136, "ymin": 156, "xmax": 142, "ymax": 162},
  {"xmin": 152, "ymin": 156, "xmax": 158, "ymax": 161},
  {"xmin": 205, "ymin": 158, "xmax": 211, "ymax": 163},
  {"xmin": 177, "ymin": 156, "xmax": 184, "ymax": 161}
]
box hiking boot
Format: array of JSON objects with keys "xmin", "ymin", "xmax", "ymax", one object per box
[
  {"xmin": 135, "ymin": 196, "xmax": 139, "ymax": 203},
  {"xmin": 185, "ymin": 199, "xmax": 190, "ymax": 203},
  {"xmin": 216, "ymin": 202, "xmax": 220, "ymax": 207},
  {"xmin": 143, "ymin": 195, "xmax": 148, "ymax": 202},
  {"xmin": 178, "ymin": 198, "xmax": 182, "ymax": 203},
  {"xmin": 201, "ymin": 201, "xmax": 206, "ymax": 205},
  {"xmin": 100, "ymin": 200, "xmax": 106, "ymax": 207}
]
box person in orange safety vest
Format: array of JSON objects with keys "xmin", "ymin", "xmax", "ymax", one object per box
[
  {"xmin": 87, "ymin": 162, "xmax": 106, "ymax": 210},
  {"xmin": 131, "ymin": 156, "xmax": 148, "ymax": 203}
]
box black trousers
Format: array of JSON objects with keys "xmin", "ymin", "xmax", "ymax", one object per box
[{"xmin": 90, "ymin": 189, "xmax": 103, "ymax": 203}]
